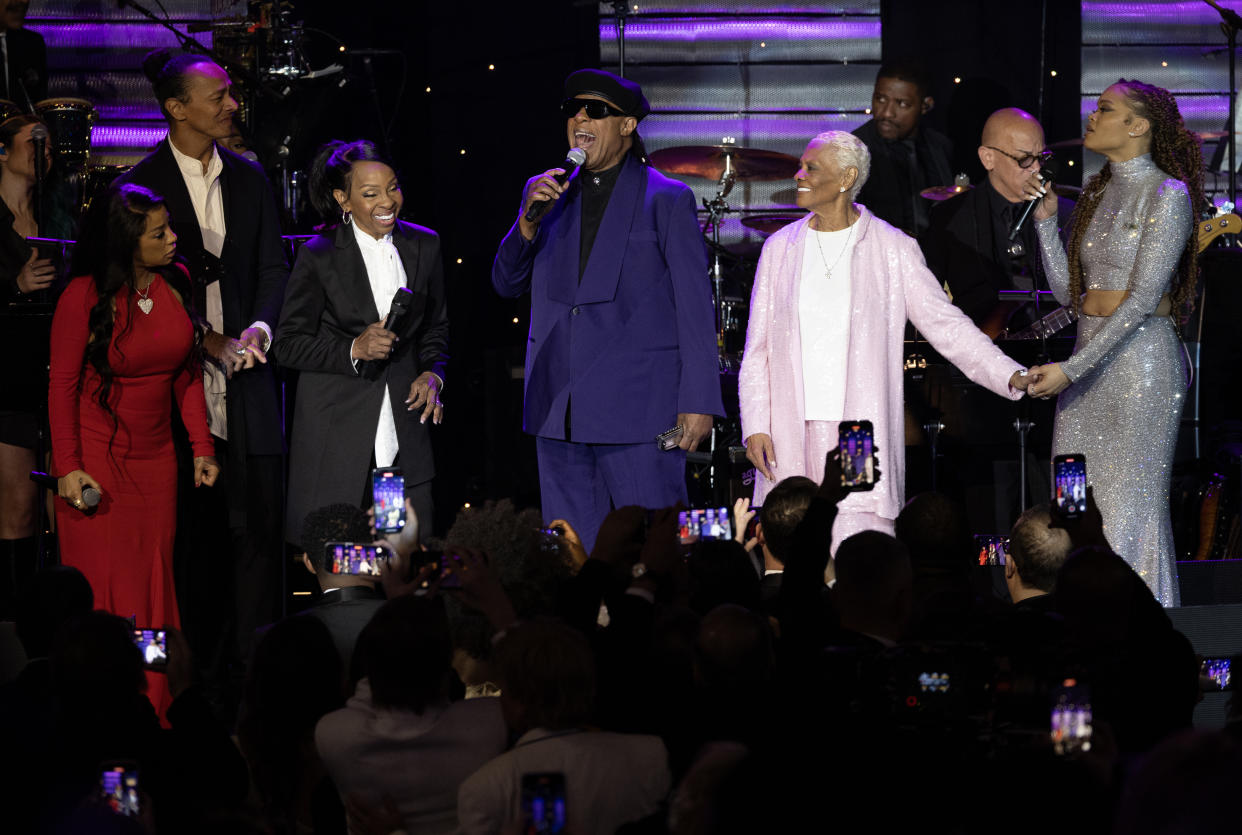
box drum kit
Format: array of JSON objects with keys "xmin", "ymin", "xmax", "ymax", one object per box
[{"xmin": 647, "ymin": 142, "xmax": 802, "ymax": 370}]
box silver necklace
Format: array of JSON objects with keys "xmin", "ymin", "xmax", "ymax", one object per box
[
  {"xmin": 812, "ymin": 216, "xmax": 854, "ymax": 280},
  {"xmin": 135, "ymin": 276, "xmax": 154, "ymax": 314}
]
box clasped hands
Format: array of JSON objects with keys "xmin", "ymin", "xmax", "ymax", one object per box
[
  {"xmin": 1012, "ymin": 364, "xmax": 1071, "ymax": 400},
  {"xmin": 205, "ymin": 326, "xmax": 268, "ymax": 378}
]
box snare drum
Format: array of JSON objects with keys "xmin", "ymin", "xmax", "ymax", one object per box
[
  {"xmin": 0, "ymin": 99, "xmax": 22, "ymax": 124},
  {"xmin": 34, "ymin": 97, "xmax": 97, "ymax": 167}
]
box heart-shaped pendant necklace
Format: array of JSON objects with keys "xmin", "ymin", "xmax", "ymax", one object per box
[{"xmin": 136, "ymin": 277, "xmax": 154, "ymax": 315}]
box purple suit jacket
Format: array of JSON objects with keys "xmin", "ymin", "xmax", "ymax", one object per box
[{"xmin": 493, "ymin": 154, "xmax": 723, "ymax": 443}]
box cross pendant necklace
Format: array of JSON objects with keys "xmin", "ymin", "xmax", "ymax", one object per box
[{"xmin": 812, "ymin": 216, "xmax": 854, "ymax": 279}]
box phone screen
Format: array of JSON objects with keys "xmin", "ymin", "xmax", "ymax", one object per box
[
  {"xmin": 132, "ymin": 628, "xmax": 167, "ymax": 669},
  {"xmin": 325, "ymin": 542, "xmax": 389, "ymax": 576},
  {"xmin": 521, "ymin": 772, "xmax": 567, "ymax": 834},
  {"xmin": 373, "ymin": 468, "xmax": 406, "ymax": 533},
  {"xmin": 1051, "ymin": 679, "xmax": 1093, "ymax": 756},
  {"xmin": 1053, "ymin": 455, "xmax": 1087, "ymax": 518},
  {"xmin": 677, "ymin": 507, "xmax": 733, "ymax": 545},
  {"xmin": 1200, "ymin": 657, "xmax": 1233, "ymax": 691},
  {"xmin": 974, "ymin": 535, "xmax": 1009, "ymax": 566},
  {"xmin": 100, "ymin": 763, "xmax": 140, "ymax": 817},
  {"xmin": 839, "ymin": 421, "xmax": 876, "ymax": 491}
]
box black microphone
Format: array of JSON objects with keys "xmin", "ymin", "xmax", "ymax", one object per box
[
  {"xmin": 1009, "ymin": 161, "xmax": 1059, "ymax": 242},
  {"xmin": 524, "ymin": 147, "xmax": 588, "ymax": 223},
  {"xmin": 29, "ymin": 471, "xmax": 101, "ymax": 509},
  {"xmin": 360, "ymin": 287, "xmax": 414, "ymax": 380},
  {"xmin": 30, "ymin": 123, "xmax": 47, "ymax": 228}
]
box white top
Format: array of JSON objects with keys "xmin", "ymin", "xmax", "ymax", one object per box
[
  {"xmin": 798, "ymin": 224, "xmax": 855, "ymax": 421},
  {"xmin": 351, "ymin": 221, "xmax": 407, "ymax": 467}
]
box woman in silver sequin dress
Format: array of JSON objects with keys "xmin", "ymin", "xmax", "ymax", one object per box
[{"xmin": 1027, "ymin": 80, "xmax": 1204, "ymax": 607}]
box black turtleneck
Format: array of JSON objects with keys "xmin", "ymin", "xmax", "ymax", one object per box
[{"xmin": 578, "ymin": 159, "xmax": 625, "ymax": 281}]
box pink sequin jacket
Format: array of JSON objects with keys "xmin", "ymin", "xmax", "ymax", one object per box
[{"xmin": 738, "ymin": 207, "xmax": 1025, "ymax": 517}]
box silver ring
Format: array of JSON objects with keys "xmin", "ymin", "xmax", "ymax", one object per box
[{"xmin": 233, "ymin": 346, "xmax": 247, "ymax": 355}]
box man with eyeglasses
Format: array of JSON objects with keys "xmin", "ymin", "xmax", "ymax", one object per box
[
  {"xmin": 920, "ymin": 107, "xmax": 1071, "ymax": 335},
  {"xmin": 491, "ymin": 68, "xmax": 722, "ymax": 552},
  {"xmin": 852, "ymin": 62, "xmax": 954, "ymax": 237}
]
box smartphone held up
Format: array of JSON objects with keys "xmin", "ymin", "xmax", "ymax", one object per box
[
  {"xmin": 1053, "ymin": 454, "xmax": 1087, "ymax": 519},
  {"xmin": 839, "ymin": 420, "xmax": 877, "ymax": 491}
]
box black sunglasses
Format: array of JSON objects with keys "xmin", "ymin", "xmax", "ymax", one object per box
[
  {"xmin": 560, "ymin": 98, "xmax": 626, "ymax": 120},
  {"xmin": 985, "ymin": 146, "xmax": 1055, "ymax": 170}
]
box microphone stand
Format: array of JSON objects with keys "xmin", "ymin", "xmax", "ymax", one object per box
[
  {"xmin": 1205, "ymin": 0, "xmax": 1241, "ymax": 204},
  {"xmin": 609, "ymin": 0, "xmax": 631, "ymax": 77}
]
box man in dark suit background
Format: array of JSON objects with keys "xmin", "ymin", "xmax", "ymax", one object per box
[
  {"xmin": 1, "ymin": 0, "xmax": 46, "ymax": 107},
  {"xmin": 853, "ymin": 62, "xmax": 953, "ymax": 237},
  {"xmin": 117, "ymin": 50, "xmax": 288, "ymax": 684},
  {"xmin": 297, "ymin": 503, "xmax": 384, "ymax": 680}
]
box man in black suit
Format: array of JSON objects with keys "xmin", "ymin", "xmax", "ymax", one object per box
[
  {"xmin": 298, "ymin": 503, "xmax": 384, "ymax": 680},
  {"xmin": 0, "ymin": 1, "xmax": 46, "ymax": 107},
  {"xmin": 117, "ymin": 51, "xmax": 288, "ymax": 677},
  {"xmin": 754, "ymin": 475, "xmax": 817, "ymax": 613},
  {"xmin": 853, "ymin": 62, "xmax": 953, "ymax": 237}
]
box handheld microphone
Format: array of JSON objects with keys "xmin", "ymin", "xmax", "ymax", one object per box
[
  {"xmin": 524, "ymin": 147, "xmax": 588, "ymax": 223},
  {"xmin": 360, "ymin": 287, "xmax": 414, "ymax": 380},
  {"xmin": 1009, "ymin": 161, "xmax": 1059, "ymax": 242},
  {"xmin": 29, "ymin": 471, "xmax": 101, "ymax": 509}
]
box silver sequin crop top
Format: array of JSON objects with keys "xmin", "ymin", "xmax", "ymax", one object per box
[{"xmin": 1035, "ymin": 153, "xmax": 1191, "ymax": 381}]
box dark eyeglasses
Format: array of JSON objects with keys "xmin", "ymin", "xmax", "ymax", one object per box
[
  {"xmin": 985, "ymin": 146, "xmax": 1055, "ymax": 169},
  {"xmin": 560, "ymin": 98, "xmax": 626, "ymax": 120}
]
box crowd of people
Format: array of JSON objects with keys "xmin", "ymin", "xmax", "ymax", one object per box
[{"xmin": 0, "ymin": 10, "xmax": 1237, "ymax": 830}]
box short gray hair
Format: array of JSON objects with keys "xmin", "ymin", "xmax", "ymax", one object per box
[{"xmin": 808, "ymin": 130, "xmax": 871, "ymax": 201}]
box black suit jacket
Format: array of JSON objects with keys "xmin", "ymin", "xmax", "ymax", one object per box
[
  {"xmin": 853, "ymin": 119, "xmax": 953, "ymax": 237},
  {"xmin": 305, "ymin": 585, "xmax": 385, "ymax": 678},
  {"xmin": 919, "ymin": 180, "xmax": 1074, "ymax": 332},
  {"xmin": 115, "ymin": 140, "xmax": 288, "ymax": 458},
  {"xmin": 276, "ymin": 220, "xmax": 449, "ymax": 544},
  {"xmin": 3, "ymin": 26, "xmax": 47, "ymax": 105}
]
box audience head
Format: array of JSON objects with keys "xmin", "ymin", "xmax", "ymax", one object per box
[
  {"xmin": 0, "ymin": 114, "xmax": 50, "ymax": 185},
  {"xmin": 895, "ymin": 491, "xmax": 972, "ymax": 578},
  {"xmin": 1055, "ymin": 545, "xmax": 1171, "ymax": 645},
  {"xmin": 299, "ymin": 502, "xmax": 374, "ymax": 587},
  {"xmin": 693, "ymin": 604, "xmax": 774, "ymax": 693},
  {"xmin": 978, "ymin": 107, "xmax": 1048, "ymax": 203},
  {"xmin": 1006, "ymin": 504, "xmax": 1071, "ymax": 600},
  {"xmin": 870, "ymin": 60, "xmax": 933, "ymax": 141},
  {"xmin": 142, "ymin": 49, "xmax": 237, "ymax": 139},
  {"xmin": 494, "ymin": 617, "xmax": 594, "ymax": 735},
  {"xmin": 14, "ymin": 566, "xmax": 94, "ymax": 661},
  {"xmin": 353, "ymin": 596, "xmax": 453, "ymax": 714},
  {"xmin": 758, "ymin": 476, "xmax": 818, "ymax": 567},
  {"xmin": 440, "ymin": 499, "xmax": 573, "ymax": 661},
  {"xmin": 308, "ymin": 139, "xmax": 401, "ymax": 240},
  {"xmin": 688, "ymin": 539, "xmax": 761, "ymax": 615},
  {"xmin": 1114, "ymin": 729, "xmax": 1242, "ymax": 834},
  {"xmin": 833, "ymin": 531, "xmax": 913, "ymax": 643},
  {"xmin": 50, "ymin": 610, "xmax": 146, "ymax": 706}
]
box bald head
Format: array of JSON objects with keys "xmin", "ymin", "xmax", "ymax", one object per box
[
  {"xmin": 1008, "ymin": 505, "xmax": 1072, "ymax": 595},
  {"xmin": 978, "ymin": 108, "xmax": 1047, "ymax": 202}
]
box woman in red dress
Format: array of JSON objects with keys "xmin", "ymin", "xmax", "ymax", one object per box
[{"xmin": 49, "ymin": 183, "xmax": 219, "ymax": 712}]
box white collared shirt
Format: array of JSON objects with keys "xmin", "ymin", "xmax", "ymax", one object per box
[{"xmin": 351, "ymin": 221, "xmax": 407, "ymax": 467}]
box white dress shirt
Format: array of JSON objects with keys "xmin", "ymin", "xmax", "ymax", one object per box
[
  {"xmin": 351, "ymin": 221, "xmax": 406, "ymax": 467},
  {"xmin": 169, "ymin": 138, "xmax": 272, "ymax": 441}
]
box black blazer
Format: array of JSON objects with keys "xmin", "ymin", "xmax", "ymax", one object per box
[
  {"xmin": 3, "ymin": 26, "xmax": 47, "ymax": 105},
  {"xmin": 276, "ymin": 220, "xmax": 448, "ymax": 544},
  {"xmin": 116, "ymin": 140, "xmax": 288, "ymax": 457},
  {"xmin": 853, "ymin": 118, "xmax": 953, "ymax": 237}
]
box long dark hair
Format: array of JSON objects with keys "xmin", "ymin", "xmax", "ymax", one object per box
[
  {"xmin": 141, "ymin": 48, "xmax": 216, "ymax": 121},
  {"xmin": 307, "ymin": 139, "xmax": 393, "ymax": 222},
  {"xmin": 82, "ymin": 183, "xmax": 203, "ymax": 441},
  {"xmin": 1066, "ymin": 79, "xmax": 1205, "ymax": 321}
]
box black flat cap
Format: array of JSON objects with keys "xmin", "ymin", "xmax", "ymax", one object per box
[{"xmin": 564, "ymin": 68, "xmax": 650, "ymax": 120}]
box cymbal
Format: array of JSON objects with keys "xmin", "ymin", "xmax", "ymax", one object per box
[
  {"xmin": 649, "ymin": 145, "xmax": 800, "ymax": 182},
  {"xmin": 920, "ymin": 184, "xmax": 973, "ymax": 201},
  {"xmin": 739, "ymin": 214, "xmax": 804, "ymax": 235}
]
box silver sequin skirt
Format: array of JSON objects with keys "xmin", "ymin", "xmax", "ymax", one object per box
[{"xmin": 1053, "ymin": 313, "xmax": 1185, "ymax": 607}]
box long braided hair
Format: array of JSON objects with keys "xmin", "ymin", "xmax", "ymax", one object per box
[{"xmin": 1064, "ymin": 79, "xmax": 1204, "ymax": 321}]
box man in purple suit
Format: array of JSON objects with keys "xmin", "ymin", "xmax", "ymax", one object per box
[{"xmin": 492, "ymin": 69, "xmax": 723, "ymax": 551}]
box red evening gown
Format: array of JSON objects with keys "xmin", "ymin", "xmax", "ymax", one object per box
[{"xmin": 49, "ymin": 273, "xmax": 213, "ymax": 716}]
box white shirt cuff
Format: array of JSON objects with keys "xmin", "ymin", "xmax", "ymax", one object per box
[
  {"xmin": 350, "ymin": 339, "xmax": 360, "ymax": 374},
  {"xmin": 249, "ymin": 321, "xmax": 273, "ymax": 351}
]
